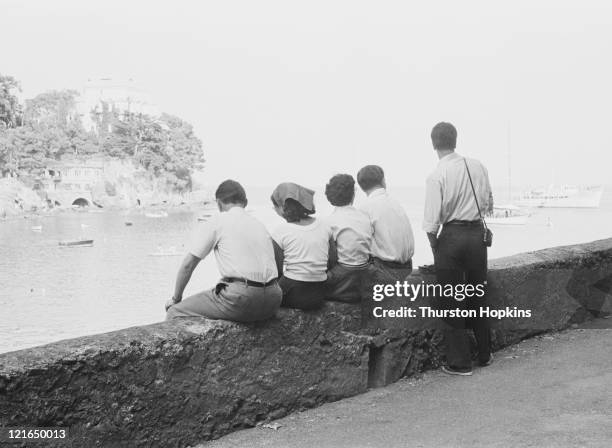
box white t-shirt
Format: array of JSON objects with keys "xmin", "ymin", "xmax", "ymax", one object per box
[
  {"xmin": 324, "ymin": 206, "xmax": 372, "ymax": 266},
  {"xmin": 272, "ymin": 219, "xmax": 331, "ymax": 282},
  {"xmin": 189, "ymin": 207, "xmax": 278, "ymax": 283}
]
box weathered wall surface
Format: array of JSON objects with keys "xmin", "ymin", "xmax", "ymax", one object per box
[{"xmin": 1, "ymin": 238, "xmax": 611, "ymax": 447}]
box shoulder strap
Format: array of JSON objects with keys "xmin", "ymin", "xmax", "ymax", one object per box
[{"xmin": 463, "ymin": 158, "xmax": 488, "ymax": 229}]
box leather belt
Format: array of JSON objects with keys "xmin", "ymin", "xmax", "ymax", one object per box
[
  {"xmin": 222, "ymin": 277, "xmax": 277, "ymax": 287},
  {"xmin": 444, "ymin": 220, "xmax": 481, "ymax": 227}
]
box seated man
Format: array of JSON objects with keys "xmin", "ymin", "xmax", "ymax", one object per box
[
  {"xmin": 165, "ymin": 180, "xmax": 282, "ymax": 322},
  {"xmin": 357, "ymin": 165, "xmax": 415, "ymax": 284},
  {"xmin": 323, "ymin": 174, "xmax": 372, "ymax": 303}
]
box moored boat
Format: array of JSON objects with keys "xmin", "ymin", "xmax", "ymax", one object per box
[
  {"xmin": 148, "ymin": 246, "xmax": 181, "ymax": 257},
  {"xmin": 145, "ymin": 211, "xmax": 169, "ymax": 218},
  {"xmin": 59, "ymin": 239, "xmax": 94, "ymax": 247},
  {"xmin": 485, "ymin": 205, "xmax": 529, "ymax": 226}
]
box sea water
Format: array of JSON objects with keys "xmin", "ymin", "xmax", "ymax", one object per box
[{"xmin": 1, "ymin": 185, "xmax": 611, "ymax": 353}]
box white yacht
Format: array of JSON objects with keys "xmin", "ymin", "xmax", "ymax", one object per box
[{"xmin": 517, "ymin": 185, "xmax": 603, "ymax": 208}]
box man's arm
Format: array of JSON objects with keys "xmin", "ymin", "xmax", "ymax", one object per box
[
  {"xmin": 427, "ymin": 232, "xmax": 439, "ymax": 251},
  {"xmin": 423, "ymin": 176, "xmax": 443, "ymax": 255},
  {"xmin": 483, "ymin": 165, "xmax": 494, "ymax": 214},
  {"xmin": 166, "ymin": 218, "xmax": 218, "ymax": 311},
  {"xmin": 173, "ymin": 253, "xmax": 201, "ymax": 301},
  {"xmin": 166, "ymin": 254, "xmax": 201, "ymax": 311}
]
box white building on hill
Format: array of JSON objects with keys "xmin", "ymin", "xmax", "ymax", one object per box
[{"xmin": 76, "ymin": 78, "xmax": 159, "ymax": 132}]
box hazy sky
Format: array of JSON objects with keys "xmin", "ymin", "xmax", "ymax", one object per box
[{"xmin": 2, "ymin": 0, "xmax": 611, "ymax": 190}]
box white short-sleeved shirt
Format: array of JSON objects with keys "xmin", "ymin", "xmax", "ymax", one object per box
[
  {"xmin": 358, "ymin": 188, "xmax": 415, "ymax": 264},
  {"xmin": 189, "ymin": 207, "xmax": 278, "ymax": 283},
  {"xmin": 423, "ymin": 152, "xmax": 493, "ymax": 234},
  {"xmin": 324, "ymin": 206, "xmax": 372, "ymax": 266},
  {"xmin": 272, "ymin": 219, "xmax": 331, "ymax": 282}
]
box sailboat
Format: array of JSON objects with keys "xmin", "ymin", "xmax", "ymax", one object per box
[
  {"xmin": 486, "ymin": 205, "xmax": 529, "ymax": 225},
  {"xmin": 486, "ymin": 123, "xmax": 529, "ymax": 226}
]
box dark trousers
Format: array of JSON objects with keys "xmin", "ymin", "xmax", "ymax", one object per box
[
  {"xmin": 278, "ymin": 276, "xmax": 326, "ymax": 311},
  {"xmin": 435, "ymin": 223, "xmax": 491, "ymax": 370},
  {"xmin": 325, "ymin": 263, "xmax": 369, "ymax": 303}
]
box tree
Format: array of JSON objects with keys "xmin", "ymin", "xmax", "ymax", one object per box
[
  {"xmin": 24, "ymin": 89, "xmax": 80, "ymax": 127},
  {"xmin": 0, "ymin": 74, "xmax": 23, "ymax": 128},
  {"xmin": 159, "ymin": 113, "xmax": 204, "ymax": 192},
  {"xmin": 0, "ymin": 125, "xmax": 53, "ymax": 176},
  {"xmin": 0, "ymin": 76, "xmax": 205, "ymax": 192}
]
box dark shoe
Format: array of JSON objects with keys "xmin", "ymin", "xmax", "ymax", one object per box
[
  {"xmin": 479, "ymin": 353, "xmax": 494, "ymax": 367},
  {"xmin": 441, "ymin": 366, "xmax": 473, "ymax": 376}
]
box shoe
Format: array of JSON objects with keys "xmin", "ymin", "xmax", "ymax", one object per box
[
  {"xmin": 479, "ymin": 353, "xmax": 494, "ymax": 367},
  {"xmin": 441, "ymin": 366, "xmax": 473, "ymax": 376}
]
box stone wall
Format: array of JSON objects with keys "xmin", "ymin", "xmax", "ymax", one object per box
[{"xmin": 1, "ymin": 238, "xmax": 611, "ymax": 447}]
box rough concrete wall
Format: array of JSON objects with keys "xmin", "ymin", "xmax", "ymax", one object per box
[
  {"xmin": 0, "ymin": 307, "xmax": 368, "ymax": 447},
  {"xmin": 1, "ymin": 238, "xmax": 611, "ymax": 447}
]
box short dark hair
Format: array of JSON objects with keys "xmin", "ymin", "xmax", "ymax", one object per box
[
  {"xmin": 271, "ymin": 197, "xmax": 314, "ymax": 223},
  {"xmin": 356, "ymin": 165, "xmax": 385, "ymax": 191},
  {"xmin": 431, "ymin": 122, "xmax": 457, "ymax": 150},
  {"xmin": 215, "ymin": 179, "xmax": 247, "ymax": 206},
  {"xmin": 325, "ymin": 174, "xmax": 355, "ymax": 206}
]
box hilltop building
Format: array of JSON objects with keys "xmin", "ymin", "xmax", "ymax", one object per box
[{"xmin": 76, "ymin": 78, "xmax": 159, "ymax": 133}]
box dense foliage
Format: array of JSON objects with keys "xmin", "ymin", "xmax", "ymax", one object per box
[
  {"xmin": 0, "ymin": 74, "xmax": 204, "ymax": 191},
  {"xmin": 0, "ymin": 75, "xmax": 22, "ymax": 128}
]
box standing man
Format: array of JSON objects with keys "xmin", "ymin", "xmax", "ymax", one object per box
[
  {"xmin": 357, "ymin": 165, "xmax": 415, "ymax": 282},
  {"xmin": 424, "ymin": 122, "xmax": 494, "ymax": 376},
  {"xmin": 165, "ymin": 180, "xmax": 282, "ymax": 322}
]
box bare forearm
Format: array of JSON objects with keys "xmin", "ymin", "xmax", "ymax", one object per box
[
  {"xmin": 174, "ymin": 270, "xmax": 191, "ymax": 301},
  {"xmin": 173, "ymin": 255, "xmax": 200, "ymax": 301}
]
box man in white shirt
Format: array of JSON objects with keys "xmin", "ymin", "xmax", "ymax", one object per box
[
  {"xmin": 357, "ymin": 165, "xmax": 415, "ymax": 284},
  {"xmin": 165, "ymin": 180, "xmax": 282, "ymax": 322},
  {"xmin": 424, "ymin": 122, "xmax": 493, "ymax": 376},
  {"xmin": 323, "ymin": 174, "xmax": 372, "ymax": 302}
]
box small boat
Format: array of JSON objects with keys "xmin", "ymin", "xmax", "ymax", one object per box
[
  {"xmin": 125, "ymin": 221, "xmax": 133, "ymax": 226},
  {"xmin": 148, "ymin": 246, "xmax": 181, "ymax": 257},
  {"xmin": 145, "ymin": 211, "xmax": 169, "ymax": 218},
  {"xmin": 59, "ymin": 239, "xmax": 94, "ymax": 248},
  {"xmin": 197, "ymin": 214, "xmax": 213, "ymax": 221},
  {"xmin": 31, "ymin": 225, "xmax": 43, "ymax": 232},
  {"xmin": 485, "ymin": 205, "xmax": 529, "ymax": 226}
]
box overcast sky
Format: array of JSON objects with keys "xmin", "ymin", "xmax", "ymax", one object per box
[{"xmin": 2, "ymin": 0, "xmax": 611, "ymax": 190}]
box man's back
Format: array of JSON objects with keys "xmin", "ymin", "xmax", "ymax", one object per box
[
  {"xmin": 359, "ymin": 188, "xmax": 414, "ymax": 263},
  {"xmin": 325, "ymin": 205, "xmax": 372, "ymax": 266},
  {"xmin": 423, "ymin": 152, "xmax": 492, "ymax": 234},
  {"xmin": 191, "ymin": 207, "xmax": 278, "ymax": 283}
]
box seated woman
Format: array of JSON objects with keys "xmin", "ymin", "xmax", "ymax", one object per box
[
  {"xmin": 271, "ymin": 182, "xmax": 333, "ymax": 310},
  {"xmin": 324, "ymin": 174, "xmax": 373, "ymax": 303}
]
